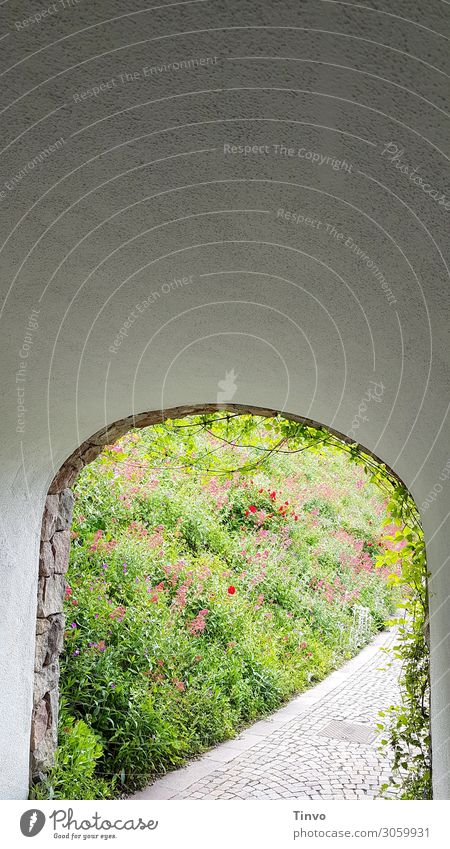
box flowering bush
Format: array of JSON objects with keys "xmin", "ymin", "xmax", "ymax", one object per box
[{"xmin": 35, "ymin": 418, "xmax": 400, "ymax": 799}]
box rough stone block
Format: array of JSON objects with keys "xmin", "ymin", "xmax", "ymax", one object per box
[
  {"xmin": 45, "ymin": 615, "xmax": 64, "ymax": 666},
  {"xmin": 37, "ymin": 574, "xmax": 66, "ymax": 617},
  {"xmin": 34, "ymin": 615, "xmax": 64, "ymax": 671},
  {"xmin": 35, "ymin": 618, "xmax": 50, "ymax": 636},
  {"xmin": 55, "ymin": 489, "xmax": 75, "ymax": 531},
  {"xmin": 30, "ymin": 695, "xmax": 51, "ymax": 750},
  {"xmin": 39, "ymin": 541, "xmax": 54, "ymax": 577},
  {"xmin": 34, "ymin": 633, "xmax": 47, "ymax": 673},
  {"xmin": 30, "ymin": 690, "xmax": 59, "ymax": 776},
  {"xmin": 80, "ymin": 443, "xmax": 102, "ymax": 465},
  {"xmin": 48, "ymin": 459, "xmax": 83, "ymax": 494},
  {"xmin": 33, "ymin": 664, "xmax": 59, "ymax": 705},
  {"xmin": 40, "ymin": 495, "xmax": 60, "ymax": 541},
  {"xmin": 52, "ymin": 531, "xmax": 70, "ymax": 573}
]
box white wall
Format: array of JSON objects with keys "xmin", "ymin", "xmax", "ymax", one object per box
[{"xmin": 0, "ymin": 0, "xmax": 449, "ymax": 799}]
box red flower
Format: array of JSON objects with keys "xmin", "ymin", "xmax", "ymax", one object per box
[
  {"xmin": 248, "ymin": 505, "xmax": 257, "ymax": 513},
  {"xmin": 227, "ymin": 585, "xmax": 236, "ymax": 595},
  {"xmin": 269, "ymin": 491, "xmax": 276, "ymax": 500}
]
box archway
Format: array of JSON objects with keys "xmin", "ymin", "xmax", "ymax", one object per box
[{"xmin": 30, "ymin": 403, "xmax": 429, "ymax": 798}]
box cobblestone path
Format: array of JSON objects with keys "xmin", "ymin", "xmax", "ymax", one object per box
[{"xmin": 132, "ymin": 627, "xmax": 400, "ymax": 800}]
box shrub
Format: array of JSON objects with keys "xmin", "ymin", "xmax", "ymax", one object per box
[{"xmin": 31, "ymin": 707, "xmax": 110, "ymax": 800}]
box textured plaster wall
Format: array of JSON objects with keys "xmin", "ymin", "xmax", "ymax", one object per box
[{"xmin": 0, "ymin": 0, "xmax": 448, "ymax": 799}]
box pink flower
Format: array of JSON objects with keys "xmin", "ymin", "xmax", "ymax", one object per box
[
  {"xmin": 89, "ymin": 529, "xmax": 103, "ymax": 552},
  {"xmin": 187, "ymin": 609, "xmax": 209, "ymax": 635},
  {"xmin": 109, "ymin": 605, "xmax": 126, "ymax": 620}
]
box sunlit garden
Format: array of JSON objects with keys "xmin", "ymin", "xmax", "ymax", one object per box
[{"xmin": 32, "ymin": 414, "xmax": 429, "ymax": 800}]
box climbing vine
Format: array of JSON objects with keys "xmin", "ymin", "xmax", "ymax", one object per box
[
  {"xmin": 374, "ymin": 490, "xmax": 431, "ymax": 799},
  {"xmin": 148, "ymin": 411, "xmax": 431, "ymax": 799}
]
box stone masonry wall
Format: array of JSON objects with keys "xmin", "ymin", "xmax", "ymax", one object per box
[{"xmin": 30, "ymin": 488, "xmax": 74, "ymax": 782}]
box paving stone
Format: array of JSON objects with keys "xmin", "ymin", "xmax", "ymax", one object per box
[{"xmin": 132, "ymin": 784, "xmax": 178, "ymax": 800}]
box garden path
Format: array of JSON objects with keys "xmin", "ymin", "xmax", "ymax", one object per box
[{"xmin": 132, "ymin": 627, "xmax": 400, "ymax": 800}]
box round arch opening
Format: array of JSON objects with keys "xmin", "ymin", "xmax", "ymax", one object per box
[{"xmin": 31, "ymin": 403, "xmax": 429, "ymax": 797}]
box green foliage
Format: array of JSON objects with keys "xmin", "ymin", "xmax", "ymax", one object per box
[
  {"xmin": 375, "ymin": 496, "xmax": 431, "ymax": 799},
  {"xmin": 32, "ymin": 412, "xmax": 427, "ymax": 800},
  {"xmin": 30, "ymin": 705, "xmax": 110, "ymax": 800}
]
